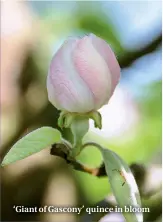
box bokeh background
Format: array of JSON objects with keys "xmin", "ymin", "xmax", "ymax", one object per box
[{"xmin": 1, "ymin": 1, "xmax": 162, "ymax": 222}]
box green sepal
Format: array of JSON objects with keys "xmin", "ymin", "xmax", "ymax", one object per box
[
  {"xmin": 88, "ymin": 111, "xmax": 102, "ymax": 129},
  {"xmin": 58, "ymin": 110, "xmax": 102, "ymax": 130}
]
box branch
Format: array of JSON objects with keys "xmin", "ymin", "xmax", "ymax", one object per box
[
  {"xmin": 50, "ymin": 143, "xmax": 103, "ymax": 175},
  {"xmin": 119, "ymin": 34, "xmax": 162, "ymax": 68},
  {"xmin": 50, "ymin": 143, "xmax": 143, "ymax": 177}
]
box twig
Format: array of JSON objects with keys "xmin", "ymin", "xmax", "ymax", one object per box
[
  {"xmin": 119, "ymin": 34, "xmax": 162, "ymax": 68},
  {"xmin": 50, "ymin": 143, "xmax": 105, "ymax": 176}
]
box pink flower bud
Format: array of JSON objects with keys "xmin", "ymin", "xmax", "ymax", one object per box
[{"xmin": 47, "ymin": 34, "xmax": 121, "ymax": 113}]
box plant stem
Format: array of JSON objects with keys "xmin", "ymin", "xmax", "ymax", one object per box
[{"xmin": 69, "ymin": 116, "xmax": 89, "ymax": 158}]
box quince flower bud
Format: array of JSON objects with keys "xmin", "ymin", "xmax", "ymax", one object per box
[{"xmin": 47, "ymin": 34, "xmax": 120, "ymax": 113}]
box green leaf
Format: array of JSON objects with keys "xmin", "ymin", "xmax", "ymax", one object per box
[
  {"xmin": 97, "ymin": 146, "xmax": 143, "ymax": 222},
  {"xmin": 83, "ymin": 143, "xmax": 143, "ymax": 222},
  {"xmin": 1, "ymin": 127, "xmax": 61, "ymax": 166}
]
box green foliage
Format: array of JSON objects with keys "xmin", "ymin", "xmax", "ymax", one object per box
[
  {"xmin": 99, "ymin": 146, "xmax": 142, "ymax": 222},
  {"xmin": 1, "ymin": 127, "xmax": 61, "ymax": 166}
]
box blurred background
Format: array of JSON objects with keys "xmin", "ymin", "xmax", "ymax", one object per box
[{"xmin": 1, "ymin": 1, "xmax": 162, "ymax": 222}]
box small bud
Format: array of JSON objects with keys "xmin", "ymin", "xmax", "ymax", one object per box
[{"xmin": 47, "ymin": 33, "xmax": 121, "ymax": 113}]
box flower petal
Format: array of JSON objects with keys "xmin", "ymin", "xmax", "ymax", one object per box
[
  {"xmin": 73, "ymin": 36, "xmax": 112, "ymax": 109},
  {"xmin": 90, "ymin": 34, "xmax": 121, "ymax": 96},
  {"xmin": 48, "ymin": 38, "xmax": 94, "ymax": 112}
]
